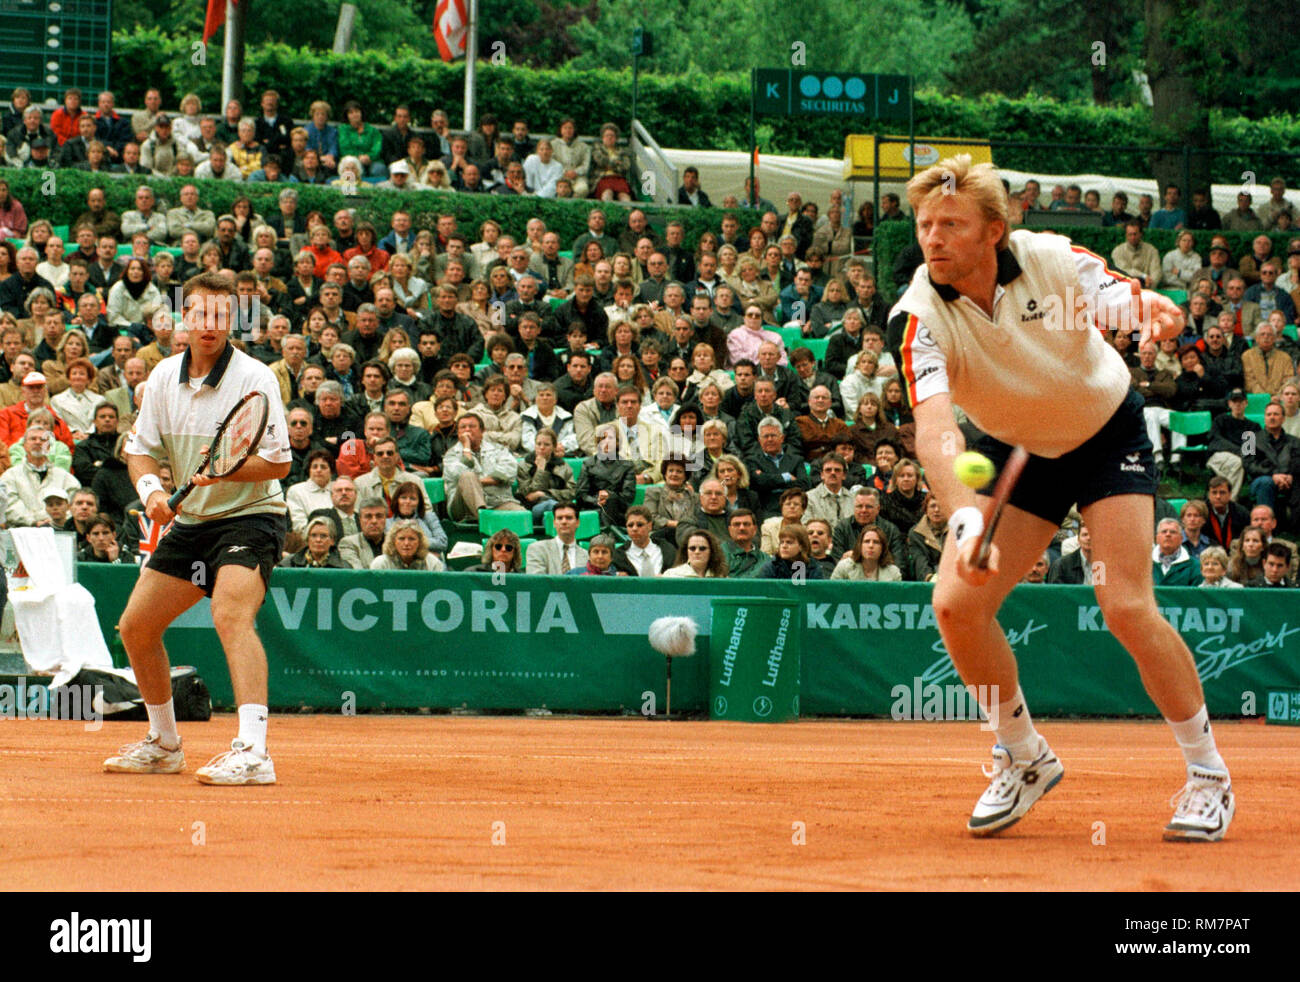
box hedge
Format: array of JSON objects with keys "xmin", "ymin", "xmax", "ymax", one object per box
[
  {"xmin": 0, "ymin": 167, "xmax": 742, "ymax": 252},
  {"xmin": 871, "ymin": 220, "xmax": 1300, "ymax": 304},
  {"xmin": 109, "ymin": 28, "xmax": 1300, "ymax": 183}
]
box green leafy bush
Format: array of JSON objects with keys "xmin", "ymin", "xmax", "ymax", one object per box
[{"xmin": 110, "ymin": 27, "xmax": 1300, "ymax": 183}]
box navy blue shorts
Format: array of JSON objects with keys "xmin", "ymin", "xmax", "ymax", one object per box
[
  {"xmin": 146, "ymin": 513, "xmax": 287, "ymax": 598},
  {"xmin": 968, "ymin": 388, "xmax": 1158, "ymax": 526}
]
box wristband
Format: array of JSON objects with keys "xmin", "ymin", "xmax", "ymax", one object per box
[
  {"xmin": 950, "ymin": 506, "xmax": 985, "ymax": 548},
  {"xmin": 136, "ymin": 474, "xmax": 165, "ymax": 504}
]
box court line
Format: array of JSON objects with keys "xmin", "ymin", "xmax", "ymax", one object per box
[{"xmin": 0, "ymin": 795, "xmax": 841, "ymax": 808}]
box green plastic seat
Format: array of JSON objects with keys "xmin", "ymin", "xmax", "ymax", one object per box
[
  {"xmin": 562, "ymin": 457, "xmax": 583, "ymax": 483},
  {"xmin": 423, "ymin": 478, "xmax": 446, "ymax": 506},
  {"xmin": 1167, "ymin": 410, "xmax": 1212, "ymax": 481},
  {"xmin": 1245, "ymin": 392, "xmax": 1270, "ymax": 414},
  {"xmin": 544, "ymin": 509, "xmax": 600, "ymax": 539},
  {"xmin": 1159, "ymin": 288, "xmax": 1187, "ymax": 307},
  {"xmin": 633, "ymin": 483, "xmax": 661, "ymax": 505},
  {"xmin": 1284, "ymin": 324, "xmax": 1298, "ymax": 342},
  {"xmin": 777, "ymin": 325, "xmax": 804, "ymax": 349},
  {"xmin": 478, "ymin": 510, "xmax": 533, "ymax": 537},
  {"xmin": 1165, "ymin": 497, "xmax": 1188, "ymax": 514},
  {"xmin": 1245, "ymin": 412, "xmax": 1265, "ymax": 428}
]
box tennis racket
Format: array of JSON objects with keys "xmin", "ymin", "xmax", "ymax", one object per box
[
  {"xmin": 974, "ymin": 445, "xmax": 1030, "ymax": 570},
  {"xmin": 167, "ymin": 390, "xmax": 270, "ymax": 511}
]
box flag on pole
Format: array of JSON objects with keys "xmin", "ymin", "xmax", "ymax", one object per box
[
  {"xmin": 433, "ymin": 0, "xmax": 470, "ymax": 62},
  {"xmin": 203, "ymin": 0, "xmax": 235, "ymax": 45}
]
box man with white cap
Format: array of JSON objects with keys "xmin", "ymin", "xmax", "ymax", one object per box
[
  {"xmin": 1, "ymin": 425, "xmax": 80, "ymax": 526},
  {"xmin": 0, "ymin": 372, "xmax": 75, "ymax": 450},
  {"xmin": 376, "ymin": 160, "xmax": 412, "ymax": 192}
]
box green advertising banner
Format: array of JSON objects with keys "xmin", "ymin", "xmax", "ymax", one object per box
[{"xmin": 77, "ymin": 567, "xmax": 1300, "ymax": 717}]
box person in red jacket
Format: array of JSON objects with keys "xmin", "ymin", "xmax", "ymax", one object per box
[
  {"xmin": 0, "ymin": 372, "xmax": 75, "ymax": 450},
  {"xmin": 305, "ymin": 224, "xmax": 343, "ymax": 280},
  {"xmin": 49, "ymin": 88, "xmax": 86, "ymax": 146}
]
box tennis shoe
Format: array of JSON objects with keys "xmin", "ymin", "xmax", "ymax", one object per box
[
  {"xmin": 103, "ymin": 731, "xmax": 185, "ymax": 774},
  {"xmin": 968, "ymin": 737, "xmax": 1064, "ymax": 835},
  {"xmin": 195, "ymin": 739, "xmax": 276, "ymax": 786},
  {"xmin": 1163, "ymin": 765, "xmax": 1234, "ymax": 842}
]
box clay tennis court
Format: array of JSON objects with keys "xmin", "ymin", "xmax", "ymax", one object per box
[{"xmin": 3, "ymin": 717, "xmax": 1297, "ymax": 890}]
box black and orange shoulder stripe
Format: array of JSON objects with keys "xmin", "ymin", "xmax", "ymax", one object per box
[{"xmin": 898, "ymin": 312, "xmax": 923, "ymax": 407}]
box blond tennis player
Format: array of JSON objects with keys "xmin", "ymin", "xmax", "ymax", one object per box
[{"xmin": 892, "ymin": 155, "xmax": 1233, "ymax": 841}]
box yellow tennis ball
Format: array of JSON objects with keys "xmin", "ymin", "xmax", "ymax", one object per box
[{"xmin": 954, "ymin": 451, "xmax": 996, "ymax": 489}]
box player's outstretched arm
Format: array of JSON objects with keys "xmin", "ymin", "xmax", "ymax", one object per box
[
  {"xmin": 913, "ymin": 392, "xmax": 976, "ymax": 519},
  {"xmin": 913, "ymin": 394, "xmax": 997, "ymax": 583},
  {"xmin": 1095, "ymin": 281, "xmax": 1185, "ymax": 346}
]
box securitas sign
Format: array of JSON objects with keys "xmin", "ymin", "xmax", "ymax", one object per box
[{"xmin": 753, "ymin": 69, "xmax": 911, "ymax": 119}]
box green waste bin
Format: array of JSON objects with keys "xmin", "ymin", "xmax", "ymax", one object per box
[{"xmin": 709, "ymin": 599, "xmax": 801, "ymax": 722}]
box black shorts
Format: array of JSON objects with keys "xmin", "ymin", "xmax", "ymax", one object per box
[
  {"xmin": 969, "ymin": 388, "xmax": 1158, "ymax": 526},
  {"xmin": 146, "ymin": 513, "xmax": 287, "ymax": 598}
]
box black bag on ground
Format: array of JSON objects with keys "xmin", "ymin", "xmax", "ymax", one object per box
[{"xmin": 52, "ymin": 666, "xmax": 212, "ymax": 721}]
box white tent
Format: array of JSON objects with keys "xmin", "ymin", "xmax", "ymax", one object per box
[{"xmin": 661, "ymin": 147, "xmax": 1297, "ymax": 219}]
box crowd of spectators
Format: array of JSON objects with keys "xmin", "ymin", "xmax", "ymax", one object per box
[
  {"xmin": 1007, "ymin": 178, "xmax": 1298, "ymax": 235},
  {"xmin": 1, "ymin": 87, "xmax": 1296, "ymax": 585}
]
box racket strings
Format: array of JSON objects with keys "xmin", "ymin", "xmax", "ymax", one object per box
[{"xmin": 210, "ymin": 401, "xmax": 267, "ymax": 476}]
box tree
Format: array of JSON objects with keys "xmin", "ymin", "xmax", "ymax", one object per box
[
  {"xmin": 566, "ymin": 0, "xmax": 975, "ymax": 87},
  {"xmin": 1144, "ymin": 0, "xmax": 1219, "ymax": 197},
  {"xmin": 944, "ymin": 0, "xmax": 1142, "ymax": 105},
  {"xmin": 480, "ymin": 0, "xmax": 599, "ymax": 67}
]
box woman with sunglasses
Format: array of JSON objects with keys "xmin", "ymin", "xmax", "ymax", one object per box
[{"xmin": 465, "ymin": 529, "xmax": 523, "ymax": 573}]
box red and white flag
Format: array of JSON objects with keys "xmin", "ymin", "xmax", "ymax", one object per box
[
  {"xmin": 433, "ymin": 0, "xmax": 469, "ymax": 62},
  {"xmin": 203, "ymin": 0, "xmax": 236, "ymax": 45},
  {"xmin": 137, "ymin": 513, "xmax": 173, "ymax": 568}
]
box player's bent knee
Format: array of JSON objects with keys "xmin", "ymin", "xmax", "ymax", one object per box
[
  {"xmin": 933, "ymin": 586, "xmax": 995, "ymax": 633},
  {"xmin": 118, "ymin": 610, "xmax": 158, "ymax": 648},
  {"xmin": 1097, "ymin": 594, "xmax": 1159, "ymax": 640},
  {"xmin": 209, "ymin": 599, "xmax": 257, "ymax": 639}
]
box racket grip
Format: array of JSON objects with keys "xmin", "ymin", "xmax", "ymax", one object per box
[{"xmin": 166, "ymin": 483, "xmax": 194, "ymax": 511}]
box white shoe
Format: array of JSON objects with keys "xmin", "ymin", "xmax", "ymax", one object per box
[
  {"xmin": 104, "ymin": 731, "xmax": 185, "ymax": 774},
  {"xmin": 1164, "ymin": 765, "xmax": 1234, "ymax": 842},
  {"xmin": 195, "ymin": 739, "xmax": 276, "ymax": 786},
  {"xmin": 968, "ymin": 737, "xmax": 1064, "ymax": 835}
]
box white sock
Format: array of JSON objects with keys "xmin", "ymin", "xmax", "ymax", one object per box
[
  {"xmin": 237, "ymin": 703, "xmax": 269, "ymax": 757},
  {"xmin": 146, "ymin": 700, "xmax": 180, "ymax": 751},
  {"xmin": 991, "ymin": 687, "xmax": 1041, "ymax": 762},
  {"xmin": 1168, "ymin": 706, "xmax": 1226, "ymax": 772}
]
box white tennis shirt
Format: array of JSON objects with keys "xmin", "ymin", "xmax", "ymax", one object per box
[
  {"xmin": 126, "ymin": 341, "xmax": 291, "ymax": 525},
  {"xmin": 894, "ymin": 229, "xmax": 1137, "ymax": 458}
]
